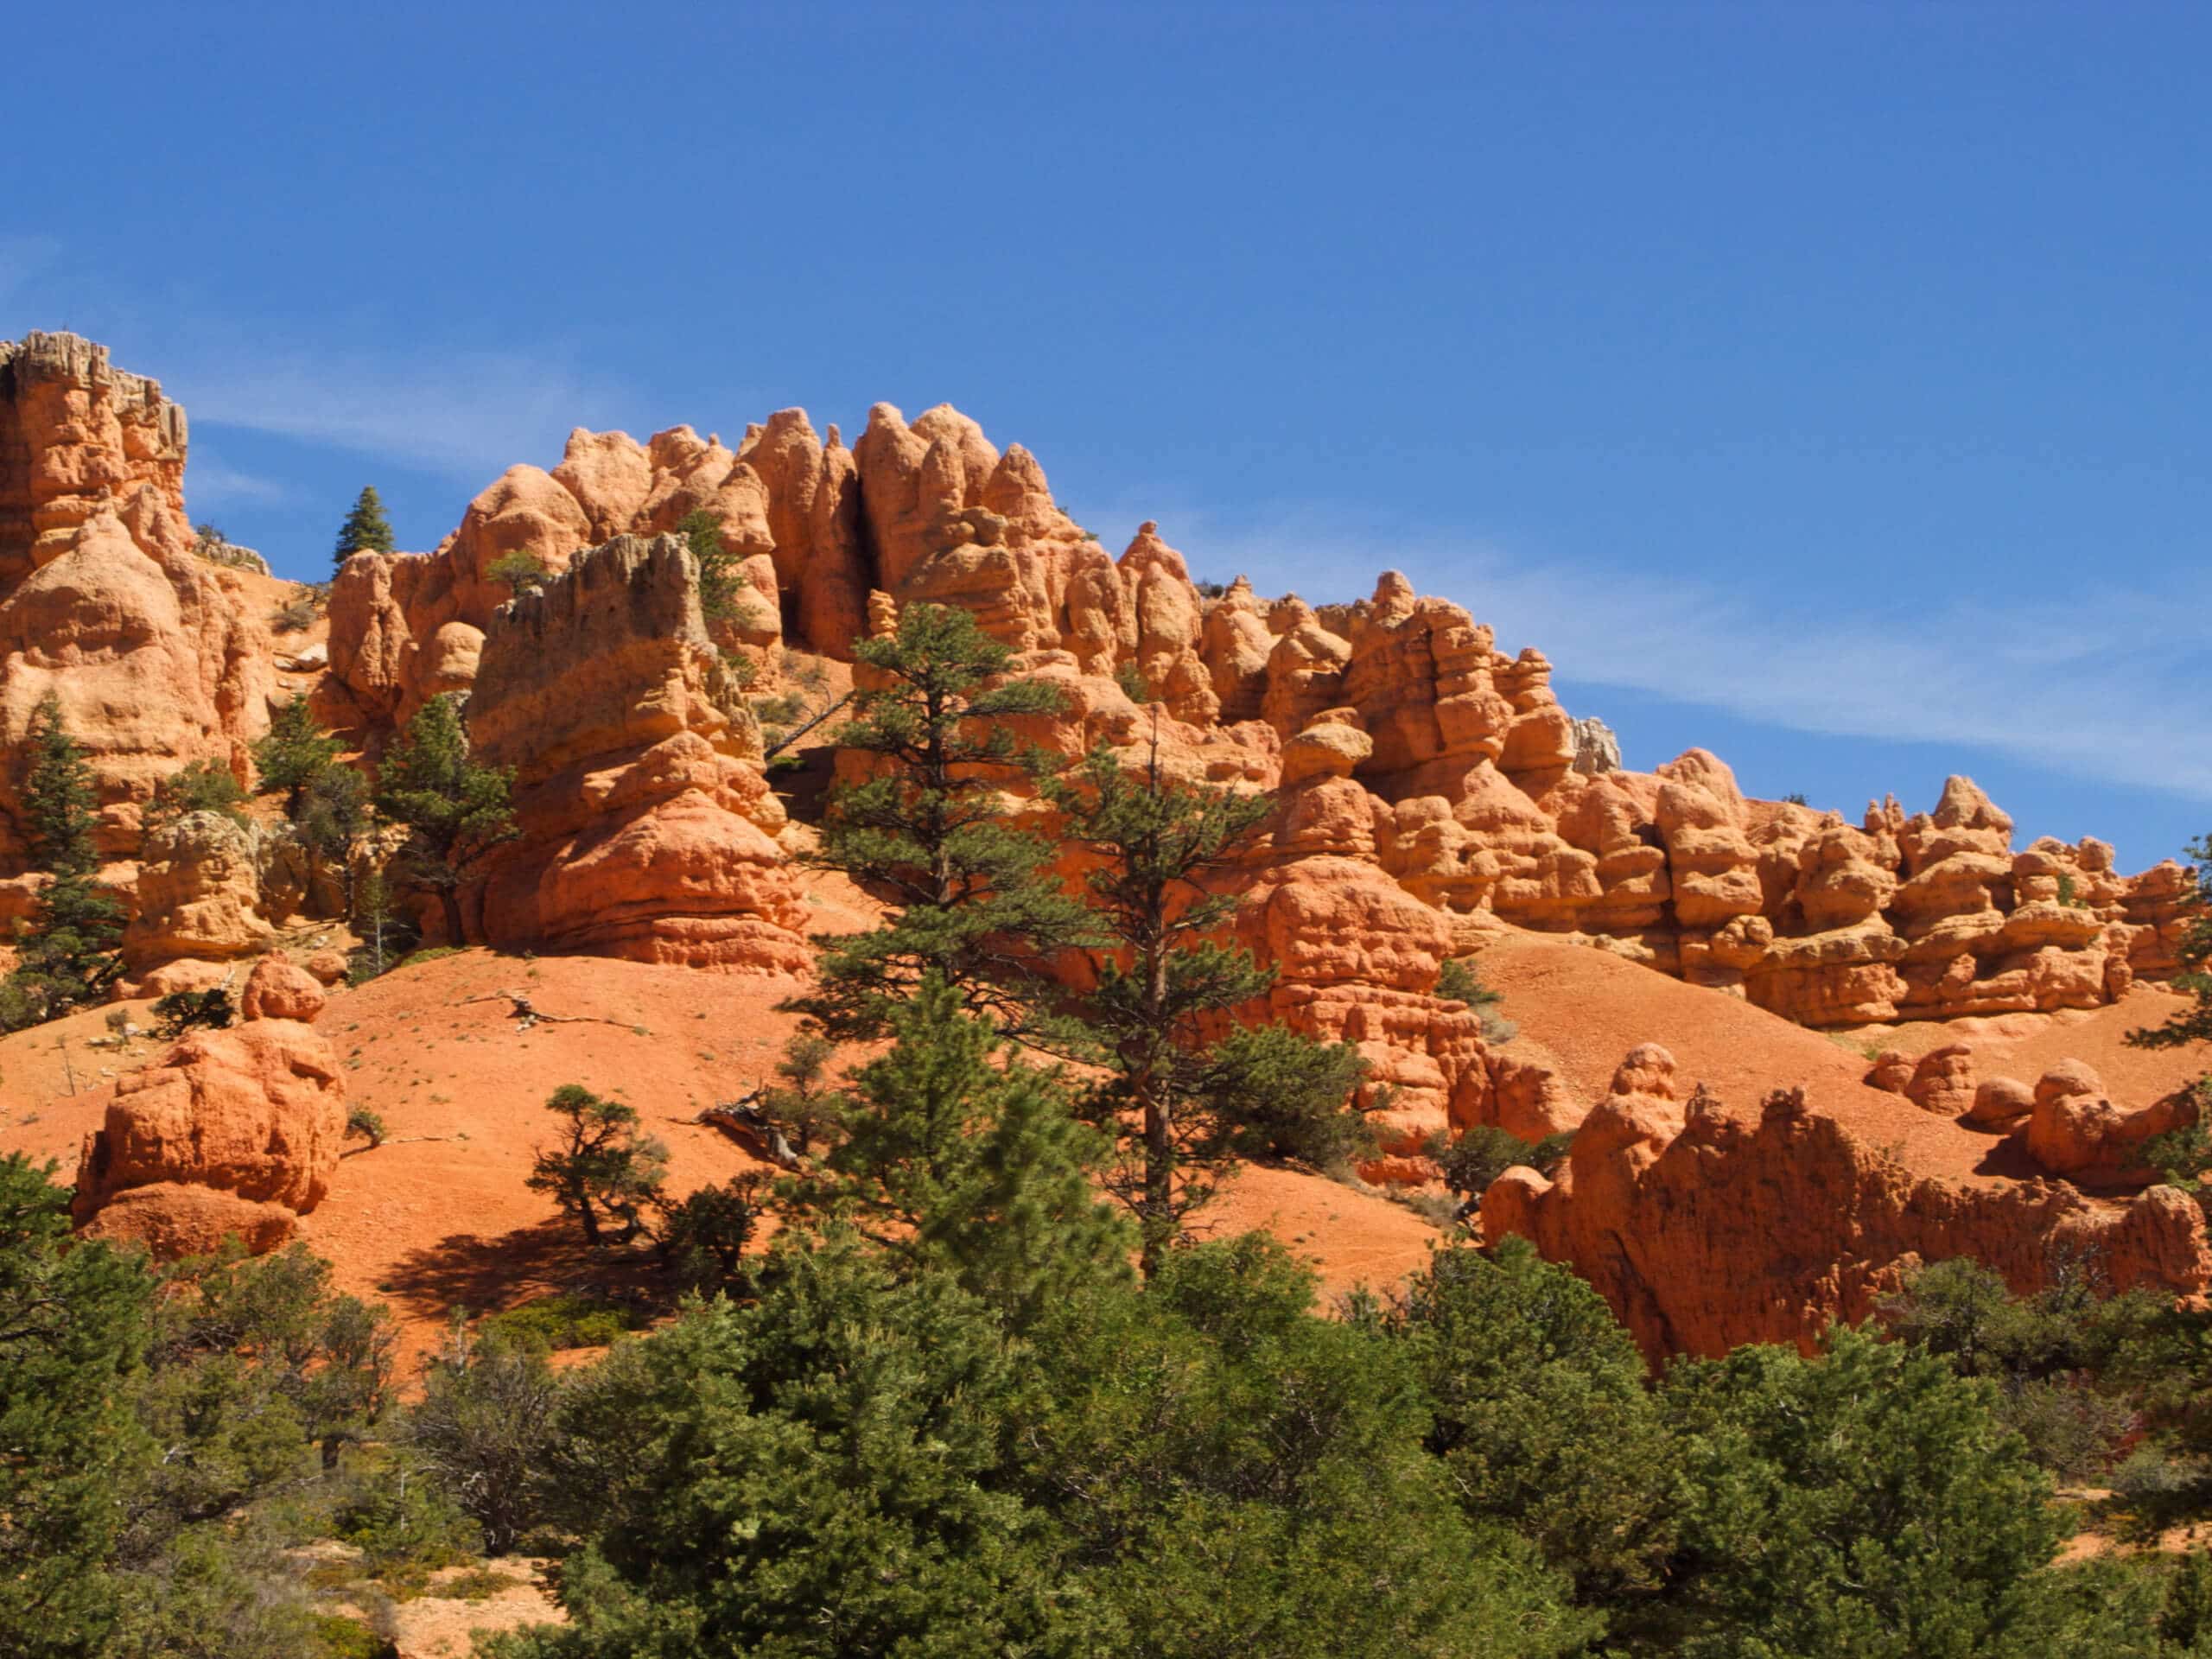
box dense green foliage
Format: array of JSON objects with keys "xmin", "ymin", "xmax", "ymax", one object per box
[
  {"xmin": 785, "ymin": 601, "xmax": 1093, "ymax": 1040},
  {"xmin": 251, "ymin": 696, "xmax": 346, "ymax": 817},
  {"xmin": 373, "ymin": 692, "xmax": 515, "ymax": 944},
  {"xmin": 3, "ymin": 695, "xmax": 124, "ymax": 1029},
  {"xmin": 143, "ymin": 759, "xmax": 248, "ymax": 833},
  {"xmin": 1049, "ymin": 741, "xmax": 1366, "ymax": 1271},
  {"xmin": 0, "ymin": 1166, "xmax": 404, "ymax": 1656},
  {"xmin": 785, "ymin": 973, "xmax": 1134, "ymax": 1327},
  {"xmin": 332, "ymin": 486, "xmax": 395, "ymax": 570}
]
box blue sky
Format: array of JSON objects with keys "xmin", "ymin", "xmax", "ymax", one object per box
[{"xmin": 4, "ymin": 2, "xmax": 2206, "ymax": 869}]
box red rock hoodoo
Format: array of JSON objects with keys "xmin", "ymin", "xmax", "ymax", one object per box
[
  {"xmin": 71, "ymin": 954, "xmax": 346, "ymax": 1258},
  {"xmin": 3, "ymin": 331, "xmax": 2201, "ymax": 1361}
]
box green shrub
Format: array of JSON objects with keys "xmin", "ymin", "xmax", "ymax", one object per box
[
  {"xmin": 346, "ymin": 1108, "xmax": 387, "ymax": 1150},
  {"xmin": 659, "ymin": 1176, "xmax": 768, "ymax": 1296},
  {"xmin": 478, "ymin": 1294, "xmax": 641, "ymax": 1351},
  {"xmin": 308, "ymin": 1611, "xmax": 398, "ymax": 1658},
  {"xmin": 150, "ymin": 986, "xmax": 235, "ymax": 1039},
  {"xmin": 143, "ymin": 760, "xmax": 249, "ymax": 834},
  {"xmin": 1436, "ymin": 1125, "xmax": 1540, "ymax": 1198},
  {"xmin": 1435, "ymin": 956, "xmax": 1498, "ymax": 1007},
  {"xmin": 1114, "ymin": 659, "xmax": 1152, "ymax": 702},
  {"xmin": 486, "ymin": 550, "xmax": 551, "ymax": 595},
  {"xmin": 333, "ymin": 1464, "xmax": 482, "ymax": 1586}
]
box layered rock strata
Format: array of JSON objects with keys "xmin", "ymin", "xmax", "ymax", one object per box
[
  {"xmin": 0, "ymin": 334, "xmax": 275, "ymax": 862},
  {"xmin": 467, "ymin": 533, "xmax": 810, "ymax": 971}
]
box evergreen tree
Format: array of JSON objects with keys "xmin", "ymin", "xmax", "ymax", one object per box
[
  {"xmin": 1661, "ymin": 1326, "xmax": 2069, "ymax": 1656},
  {"xmin": 140, "ymin": 760, "xmax": 247, "ymax": 836},
  {"xmin": 784, "ymin": 974, "xmax": 1134, "ymax": 1328},
  {"xmin": 1049, "ymin": 740, "xmax": 1365, "ymax": 1275},
  {"xmin": 785, "ymin": 602, "xmax": 1095, "ymax": 1042},
  {"xmin": 486, "ymin": 1233, "xmax": 1098, "ymax": 1659},
  {"xmin": 4, "ymin": 695, "xmax": 124, "ymax": 1028},
  {"xmin": 1014, "ymin": 1233, "xmax": 1595, "ymax": 1658},
  {"xmin": 526, "ymin": 1085, "xmax": 669, "ymax": 1247},
  {"xmin": 673, "ymin": 508, "xmax": 748, "ymax": 625},
  {"xmin": 1396, "ymin": 1236, "xmax": 1679, "ymax": 1613},
  {"xmin": 332, "ymin": 486, "xmax": 394, "ymax": 571},
  {"xmin": 21, "ymin": 690, "xmax": 99, "ymax": 875},
  {"xmin": 250, "ymin": 697, "xmax": 343, "ymax": 818},
  {"xmin": 0, "ymin": 1154, "xmax": 157, "ymax": 1656},
  {"xmin": 373, "ymin": 693, "xmax": 515, "ymax": 944}
]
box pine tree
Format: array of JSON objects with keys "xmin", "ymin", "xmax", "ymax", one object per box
[
  {"xmin": 0, "ymin": 1155, "xmax": 157, "ymax": 1654},
  {"xmin": 21, "ymin": 691, "xmax": 99, "ymax": 876},
  {"xmin": 673, "ymin": 507, "xmax": 747, "ymax": 624},
  {"xmin": 526, "ymin": 1085, "xmax": 669, "ymax": 1247},
  {"xmin": 333, "ymin": 485, "xmax": 395, "ymax": 571},
  {"xmin": 373, "ymin": 693, "xmax": 515, "ymax": 945},
  {"xmin": 784, "ymin": 974, "xmax": 1133, "ymax": 1328},
  {"xmin": 784, "ymin": 602, "xmax": 1095, "ymax": 1042},
  {"xmin": 1049, "ymin": 737, "xmax": 1366, "ymax": 1276},
  {"xmin": 3, "ymin": 696, "xmax": 124, "ymax": 1029},
  {"xmin": 251, "ymin": 697, "xmax": 344, "ymax": 817}
]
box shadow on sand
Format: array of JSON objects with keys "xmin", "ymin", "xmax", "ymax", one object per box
[{"xmin": 378, "ymin": 1217, "xmax": 664, "ymax": 1322}]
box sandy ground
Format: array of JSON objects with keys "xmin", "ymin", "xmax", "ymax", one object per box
[
  {"xmin": 1, "ymin": 940, "xmax": 1442, "ymax": 1364},
  {"xmin": 1478, "ymin": 936, "xmax": 2204, "ymax": 1188}
]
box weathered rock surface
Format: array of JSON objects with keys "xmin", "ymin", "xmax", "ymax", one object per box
[
  {"xmin": 0, "ymin": 334, "xmax": 276, "ymax": 862},
  {"xmin": 1481, "ymin": 1046, "xmax": 2212, "ymax": 1361},
  {"xmin": 308, "ymin": 386, "xmax": 2188, "ymax": 1032},
  {"xmin": 2018, "ymin": 1060, "xmax": 2197, "ymax": 1185},
  {"xmin": 72, "ymin": 955, "xmax": 346, "ymax": 1257},
  {"xmin": 467, "ymin": 533, "xmax": 810, "ymax": 971}
]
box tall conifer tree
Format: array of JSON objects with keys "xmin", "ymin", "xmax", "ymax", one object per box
[
  {"xmin": 373, "ymin": 694, "xmax": 515, "ymax": 944},
  {"xmin": 333, "ymin": 485, "xmax": 395, "ymax": 571},
  {"xmin": 784, "ymin": 602, "xmax": 1094, "ymax": 1042},
  {"xmin": 1050, "ymin": 737, "xmax": 1366, "ymax": 1276},
  {"xmin": 3, "ymin": 695, "xmax": 124, "ymax": 1027}
]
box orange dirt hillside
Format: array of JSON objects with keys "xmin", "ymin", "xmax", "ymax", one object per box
[
  {"xmin": 0, "ymin": 948, "xmax": 1438, "ymax": 1361},
  {"xmin": 1480, "ymin": 935, "xmax": 2028, "ymax": 1185}
]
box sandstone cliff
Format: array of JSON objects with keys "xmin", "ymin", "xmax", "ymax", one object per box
[
  {"xmin": 467, "ymin": 533, "xmax": 810, "ymax": 972},
  {"xmin": 0, "ymin": 333, "xmax": 275, "ymax": 863},
  {"xmin": 317, "ymin": 393, "xmax": 2187, "ymax": 1033},
  {"xmin": 1480, "ymin": 1045, "xmax": 2212, "ymax": 1362}
]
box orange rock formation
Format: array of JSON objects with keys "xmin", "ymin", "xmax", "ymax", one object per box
[
  {"xmin": 0, "ymin": 333, "xmax": 275, "ymax": 862},
  {"xmin": 468, "ymin": 533, "xmax": 810, "ymax": 970},
  {"xmin": 1480, "ymin": 1044, "xmax": 2212, "ymax": 1361},
  {"xmin": 6, "ymin": 334, "xmax": 2203, "ymax": 1360},
  {"xmin": 71, "ymin": 955, "xmax": 346, "ymax": 1257}
]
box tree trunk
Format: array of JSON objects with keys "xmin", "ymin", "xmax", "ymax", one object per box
[{"xmin": 439, "ymin": 886, "xmax": 464, "ymax": 948}]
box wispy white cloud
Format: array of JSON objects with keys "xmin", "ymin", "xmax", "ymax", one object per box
[
  {"xmin": 183, "ymin": 453, "xmax": 290, "ymax": 510},
  {"xmin": 1071, "ymin": 497, "xmax": 2212, "ymax": 807},
  {"xmin": 167, "ymin": 343, "xmax": 642, "ymax": 480}
]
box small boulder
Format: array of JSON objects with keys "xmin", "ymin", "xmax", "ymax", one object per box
[
  {"xmin": 1905, "ymin": 1044, "xmax": 1977, "ymax": 1116},
  {"xmin": 1967, "ymin": 1077, "xmax": 2035, "ymax": 1128},
  {"xmin": 1865, "ymin": 1050, "xmax": 1916, "ymax": 1095},
  {"xmin": 239, "ymin": 950, "xmax": 327, "ymax": 1022}
]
